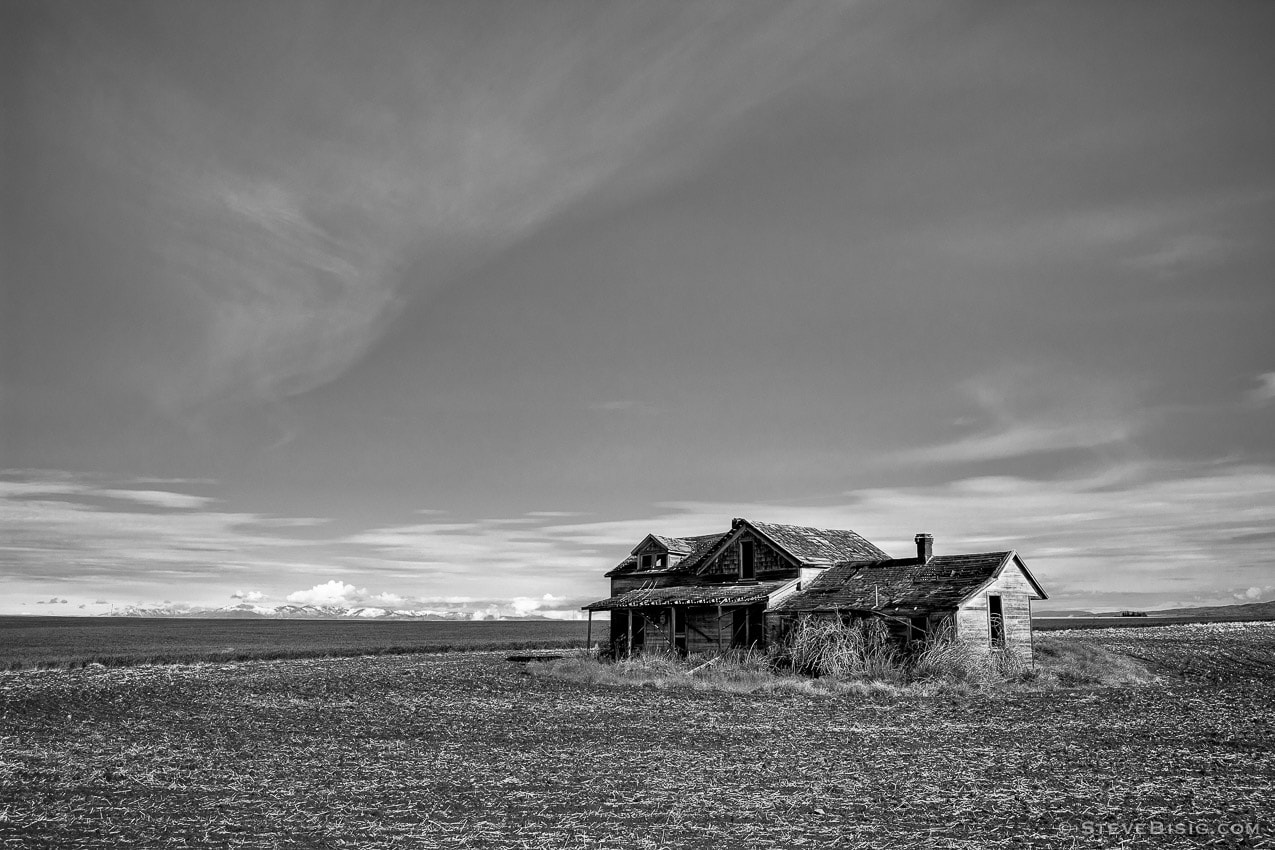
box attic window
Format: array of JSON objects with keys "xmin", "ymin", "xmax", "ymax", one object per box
[{"xmin": 639, "ymin": 553, "xmax": 667, "ymax": 571}]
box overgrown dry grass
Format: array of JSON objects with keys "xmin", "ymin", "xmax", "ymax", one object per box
[
  {"xmin": 533, "ymin": 619, "xmax": 1157, "ymax": 695},
  {"xmin": 1032, "ymin": 633, "xmax": 1159, "ymax": 686},
  {"xmin": 529, "ymin": 649, "xmax": 909, "ymax": 697}
]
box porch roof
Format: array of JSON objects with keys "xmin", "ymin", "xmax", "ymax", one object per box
[{"xmin": 584, "ymin": 580, "xmax": 789, "ymax": 611}]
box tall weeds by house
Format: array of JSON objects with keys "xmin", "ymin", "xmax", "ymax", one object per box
[
  {"xmin": 533, "ymin": 616, "xmax": 1154, "ymax": 694},
  {"xmin": 774, "ymin": 616, "xmax": 901, "ymax": 680}
]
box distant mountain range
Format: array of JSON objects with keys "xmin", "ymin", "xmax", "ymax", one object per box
[
  {"xmin": 101, "ymin": 603, "xmax": 542, "ymax": 621},
  {"xmin": 1036, "ymin": 599, "xmax": 1275, "ymax": 619},
  {"xmin": 98, "ymin": 598, "xmax": 1274, "ymax": 622}
]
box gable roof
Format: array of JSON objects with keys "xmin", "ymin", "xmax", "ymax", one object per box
[
  {"xmin": 606, "ymin": 521, "xmax": 886, "ymax": 577},
  {"xmin": 586, "ymin": 580, "xmax": 791, "ymax": 611},
  {"xmin": 770, "ymin": 551, "xmax": 1046, "ymax": 615},
  {"xmin": 605, "ymin": 533, "xmax": 728, "ymax": 577},
  {"xmin": 631, "ymin": 534, "xmax": 693, "ymax": 556},
  {"xmin": 680, "ymin": 519, "xmax": 887, "ymax": 574}
]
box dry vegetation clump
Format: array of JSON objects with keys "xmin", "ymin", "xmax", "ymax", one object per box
[
  {"xmin": 773, "ymin": 617, "xmax": 1052, "ymax": 687},
  {"xmin": 776, "ymin": 617, "xmax": 901, "ymax": 680}
]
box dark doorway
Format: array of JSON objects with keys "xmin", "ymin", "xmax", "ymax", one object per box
[
  {"xmin": 731, "ymin": 606, "xmax": 764, "ymax": 649},
  {"xmin": 988, "ymin": 595, "xmax": 1005, "ymax": 647},
  {"xmin": 671, "ymin": 608, "xmax": 687, "ymax": 655},
  {"xmin": 909, "ymin": 615, "xmax": 927, "ymax": 643},
  {"xmin": 740, "ymin": 540, "xmax": 755, "ymax": 580}
]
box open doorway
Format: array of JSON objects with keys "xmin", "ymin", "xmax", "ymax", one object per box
[
  {"xmin": 988, "ymin": 595, "xmax": 1005, "ymax": 648},
  {"xmin": 731, "ymin": 606, "xmax": 764, "ymax": 649},
  {"xmin": 669, "ymin": 608, "xmax": 687, "ymax": 655}
]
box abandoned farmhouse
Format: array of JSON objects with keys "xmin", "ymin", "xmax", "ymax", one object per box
[{"xmin": 584, "ymin": 518, "xmax": 1047, "ymax": 660}]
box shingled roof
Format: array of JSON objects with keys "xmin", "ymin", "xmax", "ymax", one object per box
[
  {"xmin": 586, "ymin": 580, "xmax": 791, "ymax": 611},
  {"xmin": 634, "ymin": 534, "xmax": 693, "ymax": 555},
  {"xmin": 747, "ymin": 521, "xmax": 888, "ymax": 564},
  {"xmin": 770, "ymin": 552, "xmax": 1038, "ymax": 615}
]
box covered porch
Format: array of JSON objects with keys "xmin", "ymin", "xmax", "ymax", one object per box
[{"xmin": 583, "ymin": 581, "xmax": 791, "ymax": 657}]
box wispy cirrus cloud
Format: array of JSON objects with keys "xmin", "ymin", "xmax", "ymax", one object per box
[
  {"xmin": 1247, "ymin": 372, "xmax": 1275, "ymax": 406},
  {"xmin": 1125, "ymin": 232, "xmax": 1232, "ymax": 277},
  {"xmin": 927, "ymin": 203, "xmax": 1177, "ymax": 266},
  {"xmin": 925, "ymin": 190, "xmax": 1261, "ymax": 274},
  {"xmin": 889, "ymin": 365, "xmax": 1140, "ymax": 465},
  {"xmin": 25, "ymin": 2, "xmax": 865, "ymax": 413},
  {"xmin": 93, "ymin": 489, "xmax": 215, "ymax": 510}
]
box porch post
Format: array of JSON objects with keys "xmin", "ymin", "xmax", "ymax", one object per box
[
  {"xmin": 627, "ymin": 608, "xmax": 634, "ymax": 657},
  {"xmin": 717, "ymin": 604, "xmax": 723, "ymax": 653},
  {"xmin": 668, "ymin": 605, "xmax": 675, "ymax": 653},
  {"xmin": 586, "ymin": 609, "xmax": 593, "ymax": 651}
]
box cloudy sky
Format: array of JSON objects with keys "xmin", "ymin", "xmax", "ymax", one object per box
[{"xmin": 4, "ymin": 0, "xmax": 1274, "ymax": 617}]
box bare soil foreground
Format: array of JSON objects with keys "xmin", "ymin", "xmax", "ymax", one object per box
[{"xmin": 2, "ymin": 623, "xmax": 1272, "ymax": 849}]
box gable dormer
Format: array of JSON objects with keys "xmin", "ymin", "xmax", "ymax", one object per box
[{"xmin": 630, "ymin": 534, "xmax": 692, "ymax": 572}]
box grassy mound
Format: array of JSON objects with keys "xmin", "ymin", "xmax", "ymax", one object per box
[{"xmin": 1032, "ymin": 633, "xmax": 1159, "ymax": 686}]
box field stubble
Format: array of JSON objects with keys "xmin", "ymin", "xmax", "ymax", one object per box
[{"xmin": 1, "ymin": 623, "xmax": 1273, "ymax": 848}]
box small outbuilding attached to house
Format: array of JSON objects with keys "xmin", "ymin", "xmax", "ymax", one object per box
[{"xmin": 583, "ymin": 519, "xmax": 1047, "ymax": 661}]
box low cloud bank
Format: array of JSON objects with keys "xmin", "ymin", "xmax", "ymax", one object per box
[{"xmin": 286, "ymin": 580, "xmax": 367, "ymax": 606}]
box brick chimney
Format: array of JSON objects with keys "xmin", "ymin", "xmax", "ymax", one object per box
[{"xmin": 915, "ymin": 533, "xmax": 933, "ymax": 563}]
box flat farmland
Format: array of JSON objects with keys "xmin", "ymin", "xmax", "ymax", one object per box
[
  {"xmin": 1034, "ymin": 615, "xmax": 1275, "ymax": 631},
  {"xmin": 2, "ymin": 623, "xmax": 1273, "ymax": 849},
  {"xmin": 0, "ymin": 617, "xmax": 592, "ymax": 670}
]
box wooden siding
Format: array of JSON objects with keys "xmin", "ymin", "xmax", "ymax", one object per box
[
  {"xmin": 685, "ymin": 607, "xmax": 732, "ymax": 655},
  {"xmin": 955, "ymin": 558, "xmax": 1035, "ymax": 662}
]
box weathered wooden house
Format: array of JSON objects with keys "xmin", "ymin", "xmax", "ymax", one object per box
[{"xmin": 584, "ymin": 518, "xmax": 1047, "ymax": 661}]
